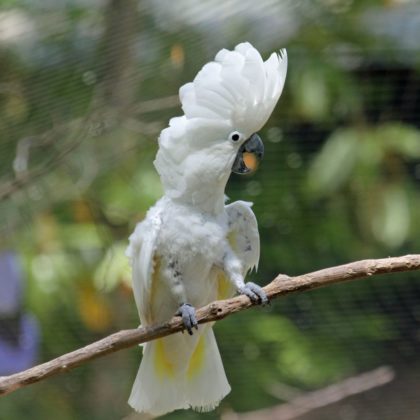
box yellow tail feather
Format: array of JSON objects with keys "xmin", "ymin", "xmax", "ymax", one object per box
[{"xmin": 154, "ymin": 339, "xmax": 175, "ymax": 378}]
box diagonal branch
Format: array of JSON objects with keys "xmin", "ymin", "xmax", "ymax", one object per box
[
  {"xmin": 0, "ymin": 254, "xmax": 419, "ymax": 397},
  {"xmin": 222, "ymin": 366, "xmax": 395, "ymax": 420}
]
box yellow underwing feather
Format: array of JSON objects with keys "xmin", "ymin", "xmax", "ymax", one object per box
[
  {"xmin": 227, "ymin": 230, "xmax": 237, "ymax": 250},
  {"xmin": 217, "ymin": 272, "xmax": 232, "ymax": 300},
  {"xmin": 149, "ymin": 255, "xmax": 160, "ymax": 309},
  {"xmin": 154, "ymin": 339, "xmax": 175, "ymax": 378},
  {"xmin": 187, "ymin": 334, "xmax": 205, "ymax": 379}
]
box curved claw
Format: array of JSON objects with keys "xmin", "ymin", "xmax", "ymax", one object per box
[
  {"xmin": 176, "ymin": 303, "xmax": 198, "ymax": 335},
  {"xmin": 238, "ymin": 282, "xmax": 269, "ymax": 305}
]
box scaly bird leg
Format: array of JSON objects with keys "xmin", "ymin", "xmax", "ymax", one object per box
[
  {"xmin": 176, "ymin": 303, "xmax": 198, "ymax": 335},
  {"xmin": 166, "ymin": 258, "xmax": 198, "ymax": 335},
  {"xmin": 223, "ymin": 248, "xmax": 269, "ymax": 305},
  {"xmin": 238, "ymin": 282, "xmax": 268, "ymax": 305}
]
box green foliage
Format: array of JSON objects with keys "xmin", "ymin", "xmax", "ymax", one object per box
[
  {"xmin": 1, "ymin": 1, "xmax": 420, "ymax": 419},
  {"xmin": 307, "ymin": 128, "xmax": 359, "ymax": 194},
  {"xmin": 308, "ymin": 123, "xmax": 420, "ymax": 248}
]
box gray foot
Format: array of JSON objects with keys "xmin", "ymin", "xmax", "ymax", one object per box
[
  {"xmin": 238, "ymin": 282, "xmax": 269, "ymax": 305},
  {"xmin": 176, "ymin": 303, "xmax": 198, "ymax": 335}
]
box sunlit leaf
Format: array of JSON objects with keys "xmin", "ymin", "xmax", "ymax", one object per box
[
  {"xmin": 31, "ymin": 252, "xmax": 81, "ymax": 293},
  {"xmin": 379, "ymin": 123, "xmax": 420, "ymax": 158},
  {"xmin": 78, "ymin": 283, "xmax": 112, "ymax": 332},
  {"xmin": 372, "ymin": 185, "xmax": 410, "ymax": 248},
  {"xmin": 294, "ymin": 68, "xmax": 330, "ymax": 121},
  {"xmin": 94, "ymin": 242, "xmax": 131, "ymax": 291},
  {"xmin": 307, "ymin": 128, "xmax": 359, "ymax": 195},
  {"xmin": 59, "ymin": 223, "xmax": 103, "ymax": 249},
  {"xmin": 250, "ymin": 315, "xmax": 352, "ymax": 386},
  {"xmin": 34, "ymin": 213, "xmax": 60, "ymax": 252}
]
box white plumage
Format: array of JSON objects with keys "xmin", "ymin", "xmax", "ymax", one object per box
[{"xmin": 127, "ymin": 42, "xmax": 287, "ymax": 416}]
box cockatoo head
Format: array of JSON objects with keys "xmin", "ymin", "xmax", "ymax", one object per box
[{"xmin": 154, "ymin": 42, "xmax": 287, "ymax": 205}]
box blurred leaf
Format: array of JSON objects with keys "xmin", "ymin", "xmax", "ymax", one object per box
[
  {"xmin": 307, "ymin": 128, "xmax": 359, "ymax": 195},
  {"xmin": 372, "ymin": 185, "xmax": 410, "ymax": 248},
  {"xmin": 293, "ymin": 68, "xmax": 330, "ymax": 121},
  {"xmin": 94, "ymin": 242, "xmax": 131, "ymax": 291},
  {"xmin": 78, "ymin": 283, "xmax": 112, "ymax": 332},
  {"xmin": 30, "ymin": 252, "xmax": 81, "ymax": 294},
  {"xmin": 1, "ymin": 1, "xmax": 420, "ymax": 418},
  {"xmin": 34, "ymin": 213, "xmax": 60, "ymax": 252},
  {"xmin": 59, "ymin": 223, "xmax": 103, "ymax": 250},
  {"xmin": 358, "ymin": 129, "xmax": 383, "ymax": 168},
  {"xmin": 379, "ymin": 123, "xmax": 420, "ymax": 158},
  {"xmin": 250, "ymin": 315, "xmax": 352, "ymax": 386},
  {"xmin": 72, "ymin": 200, "xmax": 94, "ymax": 223},
  {"xmin": 3, "ymin": 93, "xmax": 28, "ymax": 123}
]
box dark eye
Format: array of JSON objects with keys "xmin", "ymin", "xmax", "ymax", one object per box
[{"xmin": 230, "ymin": 132, "xmax": 241, "ymax": 142}]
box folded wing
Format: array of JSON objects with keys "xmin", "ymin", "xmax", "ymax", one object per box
[
  {"xmin": 225, "ymin": 200, "xmax": 260, "ymax": 275},
  {"xmin": 126, "ymin": 204, "xmax": 163, "ymax": 326}
]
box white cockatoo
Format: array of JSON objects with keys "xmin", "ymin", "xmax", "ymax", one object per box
[{"xmin": 126, "ymin": 42, "xmax": 287, "ymax": 416}]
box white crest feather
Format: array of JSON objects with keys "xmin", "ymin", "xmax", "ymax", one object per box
[{"xmin": 180, "ymin": 42, "xmax": 287, "ymax": 136}]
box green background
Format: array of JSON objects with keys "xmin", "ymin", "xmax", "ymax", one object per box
[{"xmin": 1, "ymin": 0, "xmax": 420, "ymax": 419}]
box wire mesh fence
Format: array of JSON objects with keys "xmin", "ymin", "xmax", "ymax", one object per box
[{"xmin": 0, "ymin": 1, "xmax": 420, "ymax": 419}]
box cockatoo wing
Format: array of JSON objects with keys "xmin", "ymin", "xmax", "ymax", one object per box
[
  {"xmin": 225, "ymin": 200, "xmax": 260, "ymax": 274},
  {"xmin": 126, "ymin": 203, "xmax": 163, "ymax": 326}
]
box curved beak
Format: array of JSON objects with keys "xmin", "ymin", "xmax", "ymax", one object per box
[{"xmin": 231, "ymin": 133, "xmax": 264, "ymax": 174}]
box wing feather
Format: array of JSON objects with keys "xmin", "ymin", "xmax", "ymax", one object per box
[
  {"xmin": 225, "ymin": 200, "xmax": 260, "ymax": 274},
  {"xmin": 126, "ymin": 203, "xmax": 163, "ymax": 326}
]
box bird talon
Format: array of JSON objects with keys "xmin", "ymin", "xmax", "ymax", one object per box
[
  {"xmin": 176, "ymin": 303, "xmax": 198, "ymax": 335},
  {"xmin": 239, "ymin": 282, "xmax": 268, "ymax": 305}
]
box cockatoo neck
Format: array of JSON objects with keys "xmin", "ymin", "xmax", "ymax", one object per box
[
  {"xmin": 156, "ymin": 139, "xmax": 236, "ymax": 215},
  {"xmin": 169, "ymin": 170, "xmax": 230, "ymax": 215}
]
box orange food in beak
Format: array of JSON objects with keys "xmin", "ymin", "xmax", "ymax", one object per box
[{"xmin": 243, "ymin": 152, "xmax": 258, "ymax": 172}]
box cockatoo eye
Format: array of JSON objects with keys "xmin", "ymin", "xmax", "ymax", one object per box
[{"xmin": 229, "ymin": 131, "xmax": 242, "ymax": 142}]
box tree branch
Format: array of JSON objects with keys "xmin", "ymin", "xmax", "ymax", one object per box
[
  {"xmin": 222, "ymin": 366, "xmax": 395, "ymax": 420},
  {"xmin": 0, "ymin": 254, "xmax": 419, "ymax": 397}
]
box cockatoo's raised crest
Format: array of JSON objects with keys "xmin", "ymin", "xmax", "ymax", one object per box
[
  {"xmin": 155, "ymin": 42, "xmax": 287, "ymax": 198},
  {"xmin": 128, "ymin": 42, "xmax": 287, "ymax": 416},
  {"xmin": 180, "ymin": 42, "xmax": 287, "ymax": 133}
]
